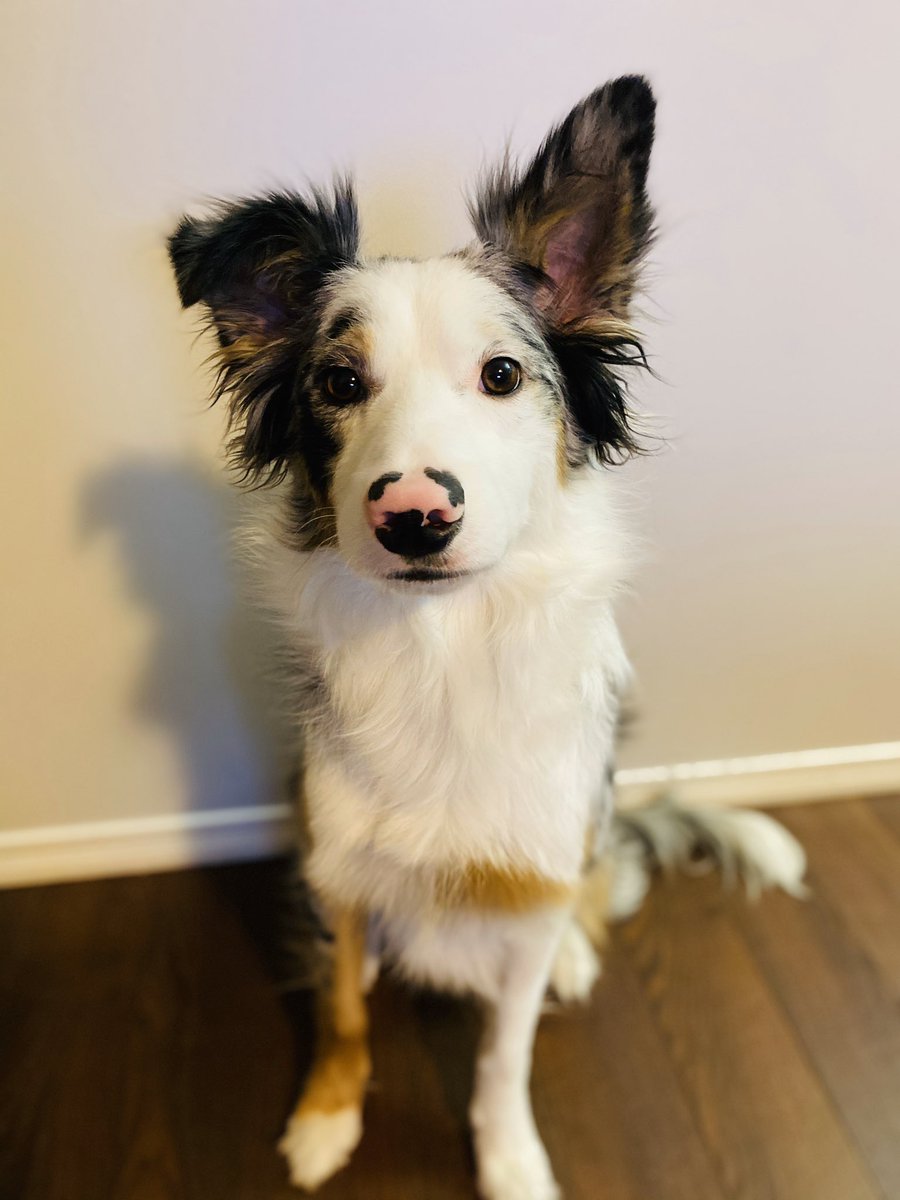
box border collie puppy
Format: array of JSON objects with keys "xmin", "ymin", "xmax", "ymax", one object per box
[{"xmin": 168, "ymin": 76, "xmax": 804, "ymax": 1200}]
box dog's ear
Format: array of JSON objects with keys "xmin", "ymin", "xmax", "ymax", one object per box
[
  {"xmin": 168, "ymin": 183, "xmax": 359, "ymax": 483},
  {"xmin": 472, "ymin": 76, "xmax": 655, "ymax": 328},
  {"xmin": 472, "ymin": 77, "xmax": 655, "ymax": 464}
]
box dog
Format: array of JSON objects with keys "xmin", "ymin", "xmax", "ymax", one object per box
[{"xmin": 168, "ymin": 75, "xmax": 805, "ymax": 1200}]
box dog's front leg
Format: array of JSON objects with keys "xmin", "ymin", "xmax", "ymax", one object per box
[
  {"xmin": 279, "ymin": 906, "xmax": 371, "ymax": 1192},
  {"xmin": 471, "ymin": 913, "xmax": 567, "ymax": 1200}
]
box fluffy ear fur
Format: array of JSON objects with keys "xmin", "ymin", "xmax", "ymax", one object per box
[
  {"xmin": 168, "ymin": 183, "xmax": 359, "ymax": 483},
  {"xmin": 472, "ymin": 76, "xmax": 654, "ymax": 326},
  {"xmin": 471, "ymin": 76, "xmax": 656, "ymax": 464}
]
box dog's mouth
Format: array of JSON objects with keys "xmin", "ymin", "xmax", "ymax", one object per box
[{"xmin": 386, "ymin": 567, "xmax": 472, "ymax": 584}]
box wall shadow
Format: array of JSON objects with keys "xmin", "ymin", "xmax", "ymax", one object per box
[{"xmin": 81, "ymin": 455, "xmax": 290, "ymax": 817}]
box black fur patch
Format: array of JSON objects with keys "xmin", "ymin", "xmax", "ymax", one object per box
[
  {"xmin": 367, "ymin": 472, "xmax": 403, "ymax": 502},
  {"xmin": 325, "ymin": 308, "xmax": 363, "ymax": 342},
  {"xmin": 423, "ymin": 468, "xmax": 465, "ymax": 508},
  {"xmin": 547, "ymin": 328, "xmax": 648, "ymax": 465},
  {"xmin": 167, "ymin": 182, "xmax": 359, "ymax": 489}
]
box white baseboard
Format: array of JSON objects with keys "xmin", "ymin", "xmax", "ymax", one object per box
[
  {"xmin": 614, "ymin": 741, "xmax": 900, "ymax": 809},
  {"xmin": 0, "ymin": 804, "xmax": 296, "ymax": 890},
  {"xmin": 2, "ymin": 742, "xmax": 899, "ymax": 889}
]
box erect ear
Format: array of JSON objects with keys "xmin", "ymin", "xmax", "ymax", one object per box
[
  {"xmin": 471, "ymin": 76, "xmax": 655, "ymax": 329},
  {"xmin": 472, "ymin": 77, "xmax": 656, "ymax": 466},
  {"xmin": 167, "ymin": 182, "xmax": 359, "ymax": 483}
]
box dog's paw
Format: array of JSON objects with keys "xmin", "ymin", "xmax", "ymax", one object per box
[
  {"xmin": 477, "ymin": 1134, "xmax": 561, "ymax": 1200},
  {"xmin": 549, "ymin": 920, "xmax": 600, "ymax": 1004},
  {"xmin": 279, "ymin": 1107, "xmax": 362, "ymax": 1191}
]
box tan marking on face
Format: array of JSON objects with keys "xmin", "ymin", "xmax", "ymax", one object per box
[
  {"xmin": 435, "ymin": 861, "xmax": 574, "ymax": 913},
  {"xmin": 574, "ymin": 859, "xmax": 613, "ymax": 950},
  {"xmin": 556, "ymin": 412, "xmax": 570, "ymax": 484},
  {"xmin": 217, "ymin": 329, "xmax": 267, "ymax": 359},
  {"xmin": 292, "ymin": 907, "xmax": 371, "ymax": 1118},
  {"xmin": 580, "ymin": 313, "xmax": 641, "ymax": 344},
  {"xmin": 326, "ymin": 320, "xmax": 373, "ymax": 372}
]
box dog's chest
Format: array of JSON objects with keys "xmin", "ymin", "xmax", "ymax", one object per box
[{"xmin": 303, "ymin": 585, "xmax": 626, "ymax": 909}]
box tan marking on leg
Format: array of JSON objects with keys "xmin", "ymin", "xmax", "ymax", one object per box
[
  {"xmin": 435, "ymin": 861, "xmax": 574, "ymax": 914},
  {"xmin": 294, "ymin": 908, "xmax": 371, "ymax": 1118}
]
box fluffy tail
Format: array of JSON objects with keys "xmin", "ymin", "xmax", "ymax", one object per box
[{"xmin": 605, "ymin": 794, "xmax": 808, "ymax": 922}]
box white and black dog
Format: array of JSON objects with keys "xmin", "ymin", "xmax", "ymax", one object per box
[{"xmin": 168, "ymin": 76, "xmax": 805, "ymax": 1200}]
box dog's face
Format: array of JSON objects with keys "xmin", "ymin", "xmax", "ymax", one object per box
[
  {"xmin": 169, "ymin": 76, "xmax": 655, "ymax": 591},
  {"xmin": 299, "ymin": 255, "xmax": 564, "ymax": 586}
]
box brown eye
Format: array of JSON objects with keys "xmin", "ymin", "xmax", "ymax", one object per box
[
  {"xmin": 324, "ymin": 367, "xmax": 363, "ymax": 404},
  {"xmin": 480, "ymin": 356, "xmax": 521, "ymax": 396}
]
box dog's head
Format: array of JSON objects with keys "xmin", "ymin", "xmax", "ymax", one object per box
[{"xmin": 168, "ymin": 76, "xmax": 655, "ymax": 590}]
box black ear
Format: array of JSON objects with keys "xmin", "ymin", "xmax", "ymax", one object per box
[
  {"xmin": 167, "ymin": 182, "xmax": 359, "ymax": 483},
  {"xmin": 472, "ymin": 77, "xmax": 655, "ymax": 465},
  {"xmin": 472, "ymin": 76, "xmax": 655, "ymax": 327}
]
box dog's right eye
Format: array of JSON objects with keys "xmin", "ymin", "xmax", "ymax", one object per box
[
  {"xmin": 323, "ymin": 367, "xmax": 364, "ymax": 404},
  {"xmin": 480, "ymin": 357, "xmax": 521, "ymax": 396}
]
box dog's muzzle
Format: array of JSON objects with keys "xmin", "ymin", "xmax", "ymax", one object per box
[{"xmin": 366, "ymin": 469, "xmax": 465, "ymax": 559}]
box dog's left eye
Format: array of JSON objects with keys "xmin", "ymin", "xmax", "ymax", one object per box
[
  {"xmin": 323, "ymin": 367, "xmax": 364, "ymax": 404},
  {"xmin": 480, "ymin": 357, "xmax": 521, "ymax": 396}
]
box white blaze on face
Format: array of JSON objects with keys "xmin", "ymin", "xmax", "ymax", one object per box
[{"xmin": 327, "ymin": 257, "xmax": 561, "ymax": 584}]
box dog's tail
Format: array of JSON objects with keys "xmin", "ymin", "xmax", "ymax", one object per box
[{"xmin": 603, "ymin": 794, "xmax": 808, "ymax": 923}]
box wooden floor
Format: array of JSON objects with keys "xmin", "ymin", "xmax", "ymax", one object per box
[{"xmin": 2, "ymin": 797, "xmax": 900, "ymax": 1200}]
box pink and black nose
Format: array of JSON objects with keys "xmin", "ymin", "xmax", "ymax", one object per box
[{"xmin": 366, "ymin": 469, "xmax": 465, "ymax": 559}]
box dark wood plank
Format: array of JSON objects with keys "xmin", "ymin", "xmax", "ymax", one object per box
[
  {"xmin": 1, "ymin": 876, "xmax": 190, "ymax": 1199},
  {"xmin": 0, "ymin": 869, "xmax": 297, "ymax": 1200},
  {"xmin": 735, "ymin": 864, "xmax": 900, "ymax": 1199},
  {"xmin": 617, "ymin": 871, "xmax": 882, "ymax": 1200},
  {"xmin": 867, "ymin": 792, "xmax": 900, "ymax": 845},
  {"xmin": 776, "ymin": 800, "xmax": 900, "ymax": 998},
  {"xmin": 343, "ymin": 985, "xmax": 478, "ymax": 1199},
  {"xmin": 534, "ymin": 939, "xmax": 722, "ymax": 1200}
]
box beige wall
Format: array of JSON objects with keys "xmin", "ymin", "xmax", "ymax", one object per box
[{"xmin": 3, "ymin": 0, "xmax": 898, "ymax": 832}]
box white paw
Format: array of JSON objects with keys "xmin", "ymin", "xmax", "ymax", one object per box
[
  {"xmin": 549, "ymin": 920, "xmax": 600, "ymax": 1003},
  {"xmin": 477, "ymin": 1136, "xmax": 561, "ymax": 1200},
  {"xmin": 279, "ymin": 1106, "xmax": 362, "ymax": 1191}
]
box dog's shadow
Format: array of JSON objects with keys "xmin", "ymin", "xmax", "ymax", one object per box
[{"xmin": 81, "ymin": 456, "xmax": 289, "ymax": 820}]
